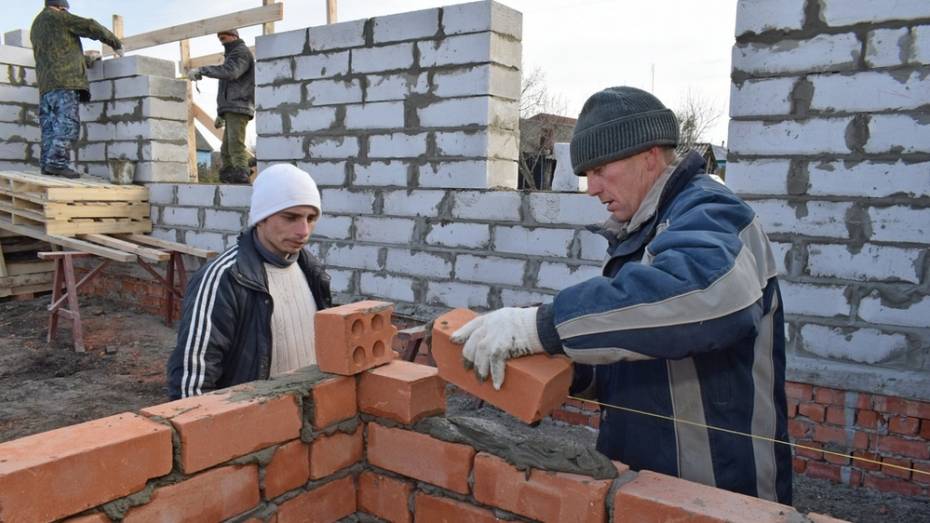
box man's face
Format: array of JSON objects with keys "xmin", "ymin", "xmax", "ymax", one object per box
[
  {"xmin": 49, "ymin": 6, "xmax": 68, "ymax": 12},
  {"xmin": 256, "ymin": 206, "xmax": 319, "ymax": 257},
  {"xmin": 218, "ymin": 34, "xmax": 236, "ymax": 44},
  {"xmin": 585, "ymin": 149, "xmax": 661, "ymax": 222}
]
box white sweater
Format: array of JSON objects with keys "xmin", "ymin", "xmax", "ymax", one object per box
[{"xmin": 264, "ymin": 262, "xmax": 318, "ymax": 377}]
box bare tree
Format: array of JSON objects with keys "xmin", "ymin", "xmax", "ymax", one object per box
[
  {"xmin": 519, "ymin": 67, "xmax": 569, "ymax": 189},
  {"xmin": 674, "ymin": 90, "xmax": 721, "ymax": 150}
]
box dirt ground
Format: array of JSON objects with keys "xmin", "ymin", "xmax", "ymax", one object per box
[{"xmin": 1, "ymin": 296, "xmax": 928, "ymax": 522}]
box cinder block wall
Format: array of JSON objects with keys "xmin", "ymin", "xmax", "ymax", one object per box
[
  {"xmin": 728, "ymin": 0, "xmax": 930, "ymax": 401},
  {"xmin": 79, "ymin": 55, "xmax": 189, "ymax": 182},
  {"xmin": 253, "ymin": 0, "xmax": 522, "ymax": 189},
  {"xmin": 0, "ymin": 32, "xmax": 40, "ymax": 171},
  {"xmin": 0, "ymin": 362, "xmax": 842, "ymax": 522}
]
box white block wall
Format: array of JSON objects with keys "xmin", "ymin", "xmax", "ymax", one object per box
[
  {"xmin": 729, "ymin": 0, "xmax": 930, "ymax": 398},
  {"xmin": 0, "ymin": 39, "xmax": 39, "ymax": 171},
  {"xmin": 79, "ymin": 56, "xmax": 188, "ymax": 182},
  {"xmin": 253, "ymin": 0, "xmax": 522, "ymax": 189}
]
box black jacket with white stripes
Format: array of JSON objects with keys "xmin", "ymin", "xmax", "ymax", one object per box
[{"xmin": 167, "ymin": 229, "xmax": 332, "ymax": 400}]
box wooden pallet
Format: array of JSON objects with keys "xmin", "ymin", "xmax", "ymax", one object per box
[
  {"xmin": 0, "ymin": 232, "xmax": 54, "ymax": 298},
  {"xmin": 0, "ymin": 171, "xmax": 151, "ymax": 237}
]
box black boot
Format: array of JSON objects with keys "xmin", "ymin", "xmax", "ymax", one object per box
[
  {"xmin": 42, "ymin": 165, "xmax": 81, "ymax": 179},
  {"xmin": 220, "ymin": 167, "xmax": 250, "ymax": 184}
]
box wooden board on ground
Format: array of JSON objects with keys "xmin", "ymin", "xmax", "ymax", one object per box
[
  {"xmin": 0, "ymin": 233, "xmax": 54, "ymax": 298},
  {"xmin": 0, "ymin": 171, "xmax": 151, "ymax": 237}
]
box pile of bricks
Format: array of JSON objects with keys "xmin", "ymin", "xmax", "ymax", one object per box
[
  {"xmin": 78, "ymin": 55, "xmax": 189, "ymax": 182},
  {"xmin": 0, "ymin": 300, "xmax": 847, "ymax": 523}
]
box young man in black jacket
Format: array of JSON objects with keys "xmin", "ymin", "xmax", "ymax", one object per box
[
  {"xmin": 167, "ymin": 164, "xmax": 332, "ymax": 400},
  {"xmin": 187, "ymin": 29, "xmax": 255, "ymax": 184}
]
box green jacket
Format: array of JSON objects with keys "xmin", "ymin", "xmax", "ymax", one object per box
[{"xmin": 30, "ymin": 7, "xmax": 122, "ymax": 99}]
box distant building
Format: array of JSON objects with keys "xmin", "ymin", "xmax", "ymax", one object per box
[
  {"xmin": 676, "ymin": 142, "xmax": 727, "ymax": 177},
  {"xmin": 519, "ymin": 113, "xmax": 576, "ymax": 190}
]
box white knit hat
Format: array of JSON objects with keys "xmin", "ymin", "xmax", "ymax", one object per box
[{"xmin": 249, "ymin": 164, "xmax": 322, "ymax": 226}]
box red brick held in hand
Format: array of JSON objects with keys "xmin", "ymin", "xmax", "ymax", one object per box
[
  {"xmin": 277, "ymin": 475, "xmax": 356, "ymax": 523},
  {"xmin": 141, "ymin": 386, "xmax": 301, "ymax": 474},
  {"xmin": 309, "ymin": 425, "xmax": 364, "ymax": 479},
  {"xmin": 359, "ymin": 471, "xmax": 413, "ymax": 523},
  {"xmin": 613, "ymin": 470, "xmax": 803, "ymax": 522},
  {"xmin": 367, "ymin": 423, "xmax": 475, "ymax": 495},
  {"xmin": 123, "ymin": 465, "xmax": 259, "ymax": 523},
  {"xmin": 0, "ymin": 413, "xmax": 172, "ymax": 523},
  {"xmin": 473, "ymin": 452, "xmax": 613, "ymax": 522},
  {"xmin": 414, "ymin": 493, "xmax": 503, "ymax": 523},
  {"xmin": 431, "ymin": 308, "xmax": 573, "ymax": 424},
  {"xmin": 359, "ymin": 359, "xmax": 446, "ymax": 424},
  {"xmin": 311, "ymin": 375, "xmax": 357, "ymax": 429},
  {"xmin": 264, "ymin": 440, "xmax": 310, "ymax": 499},
  {"xmin": 315, "ymin": 300, "xmax": 398, "ymax": 375}
]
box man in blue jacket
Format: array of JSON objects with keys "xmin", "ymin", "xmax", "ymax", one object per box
[{"xmin": 452, "ymin": 86, "xmax": 792, "ymax": 504}]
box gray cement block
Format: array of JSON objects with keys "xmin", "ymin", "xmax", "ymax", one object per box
[
  {"xmin": 113, "ymin": 76, "xmax": 186, "ymax": 100},
  {"xmin": 256, "ymin": 28, "xmax": 307, "ymax": 60},
  {"xmin": 134, "ymin": 162, "xmax": 189, "ymax": 183},
  {"xmin": 0, "ymin": 122, "xmax": 40, "ymax": 142},
  {"xmin": 0, "ymin": 45, "xmax": 35, "ymax": 68},
  {"xmin": 373, "ymin": 8, "xmax": 440, "ymax": 44},
  {"xmin": 103, "ymin": 56, "xmax": 176, "ymax": 80},
  {"xmin": 142, "ymin": 142, "xmax": 189, "ymax": 163},
  {"xmin": 351, "ymin": 43, "xmax": 415, "ymax": 74},
  {"xmin": 442, "ymin": 1, "xmax": 523, "ymax": 39},
  {"xmin": 107, "ymin": 141, "xmax": 140, "ymax": 160},
  {"xmin": 89, "ymin": 80, "xmax": 113, "ymax": 101},
  {"xmin": 176, "ymin": 184, "xmax": 217, "ymax": 207},
  {"xmin": 4, "ymin": 30, "xmax": 31, "ymax": 49},
  {"xmin": 0, "ymin": 84, "xmax": 38, "ymax": 105},
  {"xmin": 304, "ymin": 79, "xmax": 363, "ymax": 105},
  {"xmin": 141, "ymin": 98, "xmax": 187, "ymax": 121},
  {"xmin": 218, "ymin": 185, "xmax": 253, "ymax": 208},
  {"xmin": 307, "ymin": 19, "xmax": 366, "ymax": 52},
  {"xmin": 294, "ymin": 51, "xmax": 349, "ymax": 81}
]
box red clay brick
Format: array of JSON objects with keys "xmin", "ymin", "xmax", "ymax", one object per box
[
  {"xmin": 805, "ymin": 461, "xmax": 841, "ymax": 483},
  {"xmin": 785, "ymin": 382, "xmax": 813, "ymax": 401},
  {"xmin": 264, "ymin": 440, "xmax": 310, "ymax": 499},
  {"xmin": 794, "ymin": 457, "xmax": 808, "ymax": 474},
  {"xmin": 889, "ymin": 416, "xmax": 920, "ymax": 436},
  {"xmin": 123, "ymin": 465, "xmax": 259, "ymax": 522},
  {"xmin": 612, "ymin": 470, "xmax": 802, "ymax": 522},
  {"xmin": 921, "ymin": 420, "xmax": 930, "ymax": 440},
  {"xmin": 863, "ymin": 473, "xmax": 923, "ymax": 496},
  {"xmin": 358, "ymin": 471, "xmax": 413, "ymax": 523},
  {"xmin": 315, "ymin": 301, "xmax": 397, "ymax": 375},
  {"xmin": 799, "ymin": 403, "xmax": 826, "ymax": 423},
  {"xmin": 882, "ymin": 457, "xmax": 912, "ymax": 480},
  {"xmin": 852, "ymin": 451, "xmax": 882, "ymax": 471},
  {"xmin": 367, "ymin": 423, "xmax": 475, "ymax": 495},
  {"xmin": 856, "ymin": 410, "xmax": 880, "ymax": 430},
  {"xmin": 876, "ymin": 435, "xmax": 930, "ymax": 460},
  {"xmin": 277, "ymin": 475, "xmax": 357, "ymax": 523},
  {"xmin": 846, "ymin": 469, "xmax": 863, "ymax": 487},
  {"xmin": 0, "ymin": 413, "xmax": 172, "ymax": 523},
  {"xmin": 789, "ymin": 419, "xmax": 812, "ymax": 439},
  {"xmin": 309, "ymin": 426, "xmax": 364, "ymax": 479},
  {"xmin": 64, "ymin": 514, "xmax": 111, "ymax": 523},
  {"xmin": 813, "ymin": 426, "xmax": 868, "ymax": 449},
  {"xmin": 432, "ymin": 308, "xmax": 573, "ymax": 424},
  {"xmin": 311, "ymin": 375, "xmax": 357, "ymax": 429},
  {"xmin": 872, "ymin": 396, "xmax": 930, "ymax": 419},
  {"xmin": 141, "ymin": 387, "xmax": 301, "ymax": 474},
  {"xmin": 824, "ymin": 450, "xmax": 850, "ymax": 465},
  {"xmin": 853, "ymin": 393, "xmax": 872, "ymax": 410},
  {"xmin": 473, "ymin": 452, "xmax": 613, "ymax": 522},
  {"xmin": 414, "ymin": 493, "xmax": 503, "ymax": 523},
  {"xmin": 824, "ymin": 406, "xmax": 847, "ymax": 425},
  {"xmin": 794, "ymin": 440, "xmax": 823, "ymax": 460},
  {"xmin": 913, "ymin": 461, "xmax": 930, "ymax": 484},
  {"xmin": 814, "ymin": 387, "xmax": 845, "ymax": 405},
  {"xmin": 358, "ymin": 360, "xmax": 446, "ymax": 424},
  {"xmin": 787, "ymin": 400, "xmax": 799, "ymax": 418}
]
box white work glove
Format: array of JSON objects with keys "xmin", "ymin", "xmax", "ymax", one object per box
[
  {"xmin": 451, "ymin": 307, "xmax": 545, "ymax": 390},
  {"xmin": 188, "ymin": 68, "xmax": 203, "ymax": 81},
  {"xmin": 114, "ymin": 48, "xmax": 125, "ymax": 58}
]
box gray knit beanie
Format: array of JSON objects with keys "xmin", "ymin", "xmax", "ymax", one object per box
[
  {"xmin": 570, "ymin": 86, "xmax": 679, "ymax": 175},
  {"xmin": 46, "ymin": 0, "xmax": 70, "ymax": 7}
]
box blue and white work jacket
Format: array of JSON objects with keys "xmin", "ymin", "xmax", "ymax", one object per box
[{"xmin": 536, "ymin": 151, "xmax": 792, "ymax": 504}]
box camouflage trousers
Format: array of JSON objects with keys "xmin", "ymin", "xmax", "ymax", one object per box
[{"xmin": 39, "ymin": 89, "xmax": 80, "ymax": 171}]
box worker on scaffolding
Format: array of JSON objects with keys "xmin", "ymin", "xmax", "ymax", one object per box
[
  {"xmin": 452, "ymin": 86, "xmax": 792, "ymax": 505},
  {"xmin": 187, "ymin": 29, "xmax": 255, "ymax": 185},
  {"xmin": 30, "ymin": 0, "xmax": 124, "ymax": 179}
]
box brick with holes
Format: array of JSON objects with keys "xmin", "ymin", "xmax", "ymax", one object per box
[{"xmin": 315, "ymin": 300, "xmax": 398, "ymax": 375}]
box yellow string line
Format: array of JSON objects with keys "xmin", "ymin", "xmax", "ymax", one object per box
[{"xmin": 568, "ymin": 395, "xmax": 930, "ymax": 478}]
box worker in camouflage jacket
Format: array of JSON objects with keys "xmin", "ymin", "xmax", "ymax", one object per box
[
  {"xmin": 30, "ymin": 0, "xmax": 123, "ymax": 178},
  {"xmin": 452, "ymin": 86, "xmax": 792, "ymax": 505},
  {"xmin": 187, "ymin": 29, "xmax": 255, "ymax": 184}
]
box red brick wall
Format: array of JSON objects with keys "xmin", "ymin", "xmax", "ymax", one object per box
[{"xmin": 0, "ymin": 363, "xmax": 845, "ymax": 523}]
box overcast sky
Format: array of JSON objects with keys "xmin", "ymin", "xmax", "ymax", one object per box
[{"xmin": 7, "ymin": 0, "xmax": 737, "ymax": 145}]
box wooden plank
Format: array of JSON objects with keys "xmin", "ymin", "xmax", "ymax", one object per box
[
  {"xmin": 80, "ymin": 234, "xmax": 170, "ymax": 263},
  {"xmin": 263, "ymin": 0, "xmax": 277, "ymax": 35},
  {"xmin": 44, "ymin": 202, "xmax": 150, "ymax": 220},
  {"xmin": 7, "ymin": 260, "xmax": 56, "ymax": 276},
  {"xmin": 122, "ymin": 234, "xmax": 217, "ymax": 259},
  {"xmin": 0, "ymin": 241, "xmax": 49, "ymax": 254},
  {"xmin": 187, "ymin": 46, "xmax": 256, "ymax": 70},
  {"xmin": 45, "ymin": 187, "xmax": 148, "ymax": 203},
  {"xmin": 0, "ymin": 238, "xmax": 7, "ymax": 278},
  {"xmin": 45, "ymin": 220, "xmax": 152, "ymax": 237},
  {"xmin": 0, "ymin": 217, "xmax": 51, "ymax": 242},
  {"xmin": 193, "ymin": 103, "xmax": 224, "ymax": 141},
  {"xmin": 109, "ymin": 4, "xmax": 283, "ymax": 54},
  {"xmin": 104, "ymin": 14, "xmax": 124, "ymax": 56},
  {"xmin": 180, "ymin": 39, "xmax": 198, "ymax": 183},
  {"xmin": 328, "ymin": 0, "xmax": 338, "ymax": 24},
  {"xmin": 46, "ymin": 235, "xmax": 136, "ymax": 263}
]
